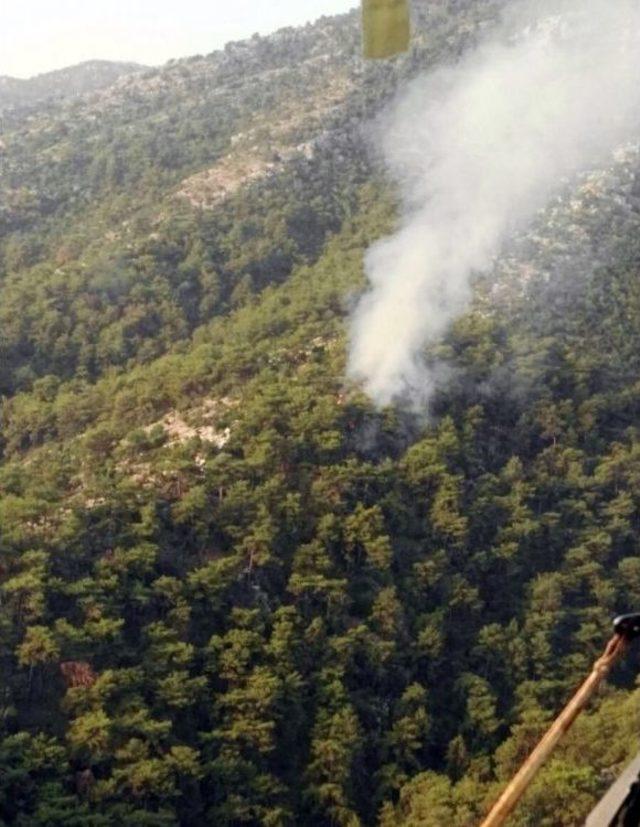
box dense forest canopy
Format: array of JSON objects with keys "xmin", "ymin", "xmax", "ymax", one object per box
[{"xmin": 2, "ymin": 1, "xmax": 640, "ymax": 824}]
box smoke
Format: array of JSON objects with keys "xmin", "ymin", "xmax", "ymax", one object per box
[{"xmin": 348, "ymin": 0, "xmax": 640, "ymax": 408}]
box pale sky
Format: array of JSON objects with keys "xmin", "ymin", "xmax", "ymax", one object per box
[{"xmin": 1, "ymin": 0, "xmax": 357, "ymax": 79}]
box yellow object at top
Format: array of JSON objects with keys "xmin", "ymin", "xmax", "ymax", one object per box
[{"xmin": 361, "ymin": 0, "xmax": 411, "ymax": 60}]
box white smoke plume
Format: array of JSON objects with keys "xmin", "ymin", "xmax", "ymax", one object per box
[{"xmin": 348, "ymin": 0, "xmax": 640, "ymax": 408}]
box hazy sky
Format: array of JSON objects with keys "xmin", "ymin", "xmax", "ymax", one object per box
[{"xmin": 1, "ymin": 0, "xmax": 357, "ymax": 78}]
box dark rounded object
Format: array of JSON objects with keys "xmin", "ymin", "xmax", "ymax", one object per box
[{"xmin": 614, "ymin": 613, "xmax": 640, "ymax": 640}]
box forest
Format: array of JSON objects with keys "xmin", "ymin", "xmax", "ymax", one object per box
[{"xmin": 2, "ymin": 1, "xmax": 640, "ymax": 824}]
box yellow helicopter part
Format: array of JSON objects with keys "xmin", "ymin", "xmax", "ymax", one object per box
[{"xmin": 361, "ymin": 0, "xmax": 411, "ymax": 59}]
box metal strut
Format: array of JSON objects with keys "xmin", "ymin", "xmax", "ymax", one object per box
[{"xmin": 479, "ymin": 614, "xmax": 640, "ymax": 827}]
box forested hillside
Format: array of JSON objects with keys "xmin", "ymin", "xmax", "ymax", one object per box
[
  {"xmin": 2, "ymin": 1, "xmax": 640, "ymax": 824},
  {"xmin": 0, "ymin": 62, "xmax": 146, "ymax": 113}
]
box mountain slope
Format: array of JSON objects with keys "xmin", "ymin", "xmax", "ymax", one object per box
[
  {"xmin": 0, "ymin": 1, "xmax": 500, "ymax": 398},
  {"xmin": 0, "ymin": 61, "xmax": 146, "ymax": 112},
  {"xmin": 1, "ymin": 2, "xmax": 640, "ymax": 825}
]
